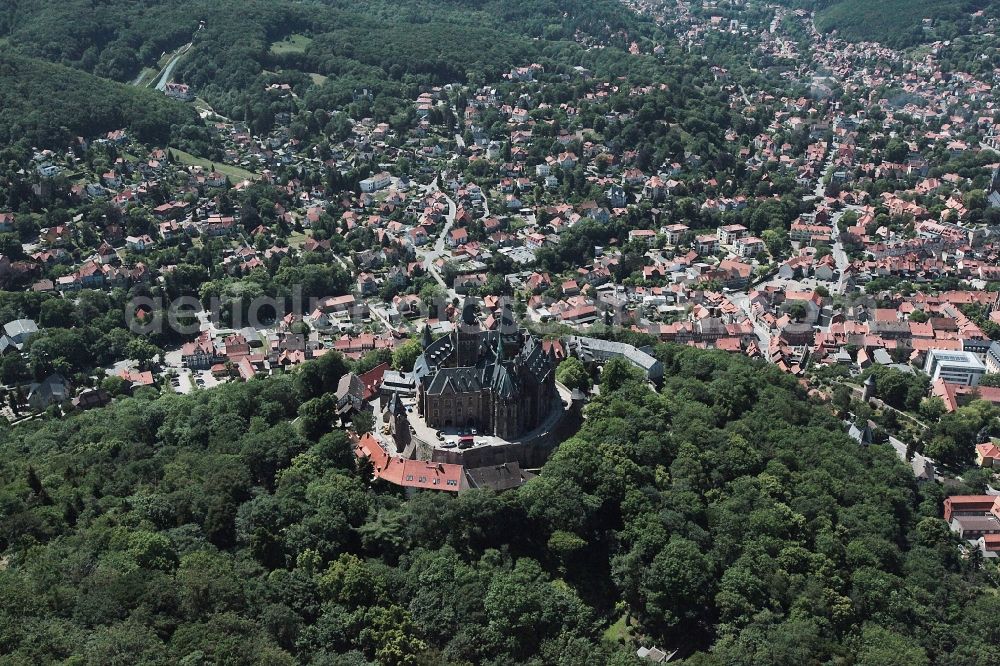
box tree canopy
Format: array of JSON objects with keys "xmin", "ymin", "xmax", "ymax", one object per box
[{"xmin": 0, "ymin": 345, "xmax": 995, "ymax": 664}]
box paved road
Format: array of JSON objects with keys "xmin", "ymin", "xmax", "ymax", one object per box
[
  {"xmin": 828, "ymin": 204, "xmax": 862, "ymax": 296},
  {"xmin": 830, "ymin": 233, "xmax": 849, "ymax": 294},
  {"xmin": 808, "ymin": 146, "xmax": 856, "ymax": 296},
  {"xmin": 738, "ymin": 84, "xmax": 752, "ymax": 106},
  {"xmin": 729, "ymin": 291, "xmax": 771, "ymax": 352},
  {"xmin": 154, "ymin": 44, "xmax": 191, "ymax": 91},
  {"xmin": 416, "ymin": 175, "xmax": 459, "ymax": 300}
]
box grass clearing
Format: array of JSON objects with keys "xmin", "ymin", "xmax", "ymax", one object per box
[
  {"xmin": 309, "ymin": 72, "xmax": 329, "ymax": 86},
  {"xmin": 286, "ymin": 231, "xmax": 309, "ymax": 248},
  {"xmin": 602, "ymin": 614, "xmax": 632, "ymax": 645},
  {"xmin": 270, "ymin": 34, "xmax": 313, "ymax": 55},
  {"xmin": 193, "ymin": 97, "xmax": 215, "ymax": 114},
  {"xmin": 134, "ymin": 67, "xmax": 158, "ymax": 87},
  {"xmin": 168, "ymin": 147, "xmax": 260, "ymax": 182}
]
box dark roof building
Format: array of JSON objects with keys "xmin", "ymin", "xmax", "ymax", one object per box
[
  {"xmin": 464, "ymin": 461, "xmax": 534, "ymax": 491},
  {"xmin": 564, "ymin": 335, "xmax": 664, "ymax": 380},
  {"xmin": 413, "ymin": 299, "xmax": 556, "ymax": 440}
]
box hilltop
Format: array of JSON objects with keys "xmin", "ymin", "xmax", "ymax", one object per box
[
  {"xmin": 1, "ymin": 0, "xmax": 662, "ymax": 140},
  {"xmin": 1, "ymin": 345, "xmax": 996, "ymax": 663},
  {"xmin": 0, "ymin": 52, "xmax": 202, "ymax": 149},
  {"xmin": 812, "ymin": 0, "xmax": 994, "ymax": 48}
]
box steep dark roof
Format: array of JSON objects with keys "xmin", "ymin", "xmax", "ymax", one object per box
[
  {"xmin": 465, "ymin": 462, "xmax": 533, "ymax": 491},
  {"xmin": 418, "ymin": 328, "xmax": 554, "ymax": 398},
  {"xmin": 492, "ymin": 364, "xmax": 516, "ymax": 398},
  {"xmin": 427, "ymin": 366, "xmax": 488, "ymax": 395},
  {"xmin": 461, "ymin": 296, "xmax": 478, "ymax": 326}
]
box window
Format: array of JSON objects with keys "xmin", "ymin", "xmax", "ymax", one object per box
[
  {"xmin": 405, "ymin": 475, "xmax": 413, "ymax": 481},
  {"xmin": 446, "ymin": 479, "xmax": 458, "ymax": 486},
  {"xmin": 418, "ymin": 476, "xmax": 427, "ymax": 483}
]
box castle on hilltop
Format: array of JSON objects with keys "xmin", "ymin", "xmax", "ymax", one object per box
[{"xmin": 412, "ymin": 300, "xmax": 556, "ymax": 441}]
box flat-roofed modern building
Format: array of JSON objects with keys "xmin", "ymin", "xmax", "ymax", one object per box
[
  {"xmin": 923, "ymin": 349, "xmax": 986, "ymax": 387},
  {"xmin": 986, "ymin": 340, "xmax": 1000, "ymax": 374},
  {"xmin": 564, "ymin": 335, "xmax": 664, "ymax": 381}
]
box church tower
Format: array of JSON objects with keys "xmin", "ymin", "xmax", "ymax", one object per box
[{"xmin": 456, "ymin": 296, "xmax": 481, "ymax": 366}]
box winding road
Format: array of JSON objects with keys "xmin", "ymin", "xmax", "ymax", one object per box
[{"xmin": 415, "ymin": 175, "xmax": 459, "ymax": 300}]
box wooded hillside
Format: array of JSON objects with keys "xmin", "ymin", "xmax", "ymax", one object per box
[
  {"xmin": 812, "ymin": 0, "xmax": 988, "ymax": 48},
  {"xmin": 1, "ymin": 345, "xmax": 996, "ymax": 664},
  {"xmin": 0, "ymin": 52, "xmax": 201, "ymax": 149}
]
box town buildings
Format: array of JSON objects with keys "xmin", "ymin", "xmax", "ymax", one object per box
[
  {"xmin": 944, "ymin": 494, "xmax": 1000, "ymax": 558},
  {"xmin": 923, "ymin": 350, "xmax": 986, "ymax": 387}
]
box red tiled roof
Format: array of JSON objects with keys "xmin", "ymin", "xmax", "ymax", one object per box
[
  {"xmin": 358, "ymin": 362, "xmax": 390, "ymax": 401},
  {"xmin": 944, "ymin": 495, "xmax": 999, "ymax": 522},
  {"xmin": 976, "ymin": 442, "xmax": 1000, "ymax": 461},
  {"xmin": 354, "ymin": 434, "xmax": 464, "ymax": 492}
]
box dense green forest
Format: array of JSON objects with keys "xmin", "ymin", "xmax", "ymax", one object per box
[
  {"xmin": 0, "ymin": 52, "xmax": 203, "ymax": 149},
  {"xmin": 804, "ymin": 0, "xmax": 993, "ymax": 47},
  {"xmin": 0, "ymin": 0, "xmax": 737, "ymax": 161},
  {"xmin": 1, "ymin": 0, "xmax": 667, "ymax": 133},
  {"xmin": 1, "ymin": 345, "xmax": 996, "ymax": 664},
  {"xmin": 1, "ymin": 0, "xmax": 650, "ymax": 82}
]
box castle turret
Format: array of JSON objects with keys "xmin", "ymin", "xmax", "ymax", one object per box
[
  {"xmin": 862, "ymin": 373, "xmax": 876, "ymax": 401},
  {"xmin": 387, "ymin": 393, "xmax": 411, "ymax": 453}
]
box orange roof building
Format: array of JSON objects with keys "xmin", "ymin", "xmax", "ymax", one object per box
[{"xmin": 355, "ymin": 433, "xmax": 467, "ymax": 492}]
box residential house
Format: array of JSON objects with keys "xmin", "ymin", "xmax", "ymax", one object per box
[
  {"xmin": 3, "ymin": 319, "xmax": 38, "ymax": 350},
  {"xmin": 359, "ymin": 172, "xmax": 392, "ymax": 193},
  {"xmin": 695, "ymin": 234, "xmax": 719, "ymax": 255},
  {"xmin": 662, "ymin": 224, "xmax": 689, "ymax": 246},
  {"xmin": 27, "ymin": 373, "xmax": 70, "ymax": 410},
  {"xmin": 736, "ymin": 236, "xmax": 765, "ymax": 258},
  {"xmin": 448, "ymin": 227, "xmax": 469, "ymax": 248},
  {"xmin": 717, "ymin": 224, "xmax": 748, "ymax": 246}
]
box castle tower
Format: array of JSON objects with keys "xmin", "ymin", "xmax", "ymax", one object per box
[
  {"xmin": 456, "ymin": 296, "xmax": 481, "ymax": 366},
  {"xmin": 387, "ymin": 393, "xmax": 411, "ymax": 453},
  {"xmin": 862, "ymin": 374, "xmax": 876, "ymax": 401}
]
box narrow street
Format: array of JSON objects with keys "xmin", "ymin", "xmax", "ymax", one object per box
[
  {"xmin": 415, "ymin": 175, "xmax": 459, "ymax": 300},
  {"xmin": 728, "ymin": 291, "xmax": 771, "ymax": 351},
  {"xmin": 810, "ymin": 145, "xmax": 855, "ymax": 296}
]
